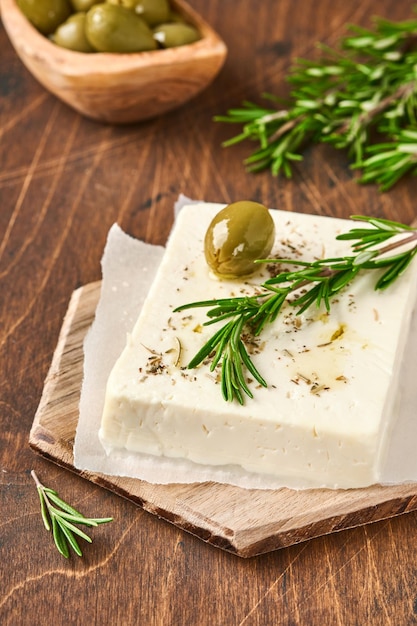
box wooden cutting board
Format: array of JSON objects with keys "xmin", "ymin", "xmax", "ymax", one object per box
[{"xmin": 29, "ymin": 282, "xmax": 417, "ymax": 557}]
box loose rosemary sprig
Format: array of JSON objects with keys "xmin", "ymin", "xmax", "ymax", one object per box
[
  {"xmin": 174, "ymin": 216, "xmax": 417, "ymax": 404},
  {"xmin": 31, "ymin": 470, "xmax": 113, "ymax": 558},
  {"xmin": 215, "ymin": 11, "xmax": 417, "ymax": 190}
]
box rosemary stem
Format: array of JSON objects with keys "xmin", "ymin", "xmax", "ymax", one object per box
[
  {"xmin": 260, "ymin": 109, "xmax": 289, "ymax": 124},
  {"xmin": 336, "ymin": 80, "xmax": 416, "ymax": 136},
  {"xmin": 267, "ymin": 114, "xmax": 305, "ymax": 144},
  {"xmin": 376, "ymin": 230, "xmax": 417, "ymax": 256},
  {"xmin": 31, "ymin": 469, "xmax": 42, "ymax": 489}
]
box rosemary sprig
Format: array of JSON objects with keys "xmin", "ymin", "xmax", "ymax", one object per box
[
  {"xmin": 353, "ymin": 128, "xmax": 417, "ymax": 190},
  {"xmin": 174, "ymin": 216, "xmax": 417, "ymax": 404},
  {"xmin": 31, "ymin": 470, "xmax": 113, "ymax": 558},
  {"xmin": 215, "ymin": 11, "xmax": 417, "ymax": 190}
]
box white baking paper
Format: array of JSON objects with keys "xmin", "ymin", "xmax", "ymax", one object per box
[{"xmin": 74, "ymin": 197, "xmax": 417, "ymax": 489}]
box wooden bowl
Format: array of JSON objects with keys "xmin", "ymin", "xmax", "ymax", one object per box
[{"xmin": 0, "ymin": 0, "xmax": 227, "ymax": 123}]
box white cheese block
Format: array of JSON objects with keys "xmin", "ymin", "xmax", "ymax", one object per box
[{"xmin": 99, "ymin": 203, "xmax": 417, "ymax": 489}]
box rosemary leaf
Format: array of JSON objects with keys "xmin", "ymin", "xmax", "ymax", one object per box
[
  {"xmin": 58, "ymin": 520, "xmax": 83, "ymax": 557},
  {"xmin": 52, "ymin": 515, "xmax": 69, "ymax": 559},
  {"xmin": 44, "ymin": 490, "xmax": 84, "ymax": 517}
]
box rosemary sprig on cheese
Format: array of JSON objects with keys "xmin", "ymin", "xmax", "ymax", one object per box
[
  {"xmin": 31, "ymin": 471, "xmax": 112, "ymax": 558},
  {"xmin": 175, "ymin": 216, "xmax": 417, "ymax": 404}
]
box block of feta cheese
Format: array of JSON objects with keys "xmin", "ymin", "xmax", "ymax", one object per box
[{"xmin": 99, "ymin": 203, "xmax": 417, "ymax": 489}]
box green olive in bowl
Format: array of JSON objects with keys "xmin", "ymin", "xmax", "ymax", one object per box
[
  {"xmin": 204, "ymin": 201, "xmax": 276, "ymax": 279},
  {"xmin": 53, "ymin": 13, "xmax": 95, "ymax": 51},
  {"xmin": 85, "ymin": 3, "xmax": 157, "ymax": 52},
  {"xmin": 135, "ymin": 0, "xmax": 170, "ymax": 26},
  {"xmin": 17, "ymin": 0, "xmax": 72, "ymax": 34},
  {"xmin": 153, "ymin": 22, "xmax": 200, "ymax": 47},
  {"xmin": 110, "ymin": 0, "xmax": 171, "ymax": 27},
  {"xmin": 71, "ymin": 0, "xmax": 100, "ymax": 10}
]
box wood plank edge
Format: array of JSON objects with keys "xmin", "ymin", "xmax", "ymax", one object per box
[
  {"xmin": 235, "ymin": 493, "xmax": 417, "ymax": 557},
  {"xmin": 30, "ymin": 284, "xmax": 97, "ymax": 440},
  {"xmin": 28, "ymin": 434, "xmax": 417, "ymax": 558}
]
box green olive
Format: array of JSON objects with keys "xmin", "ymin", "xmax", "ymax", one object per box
[
  {"xmin": 153, "ymin": 23, "xmax": 200, "ymax": 48},
  {"xmin": 204, "ymin": 201, "xmax": 276, "ymax": 278},
  {"xmin": 105, "ymin": 0, "xmax": 170, "ymax": 26},
  {"xmin": 53, "ymin": 13, "xmax": 95, "ymax": 52},
  {"xmin": 85, "ymin": 4, "xmax": 157, "ymax": 52},
  {"xmin": 71, "ymin": 0, "xmax": 101, "ymax": 10},
  {"xmin": 132, "ymin": 0, "xmax": 170, "ymax": 27},
  {"xmin": 105, "ymin": 0, "xmax": 137, "ymax": 8},
  {"xmin": 17, "ymin": 0, "xmax": 72, "ymax": 35}
]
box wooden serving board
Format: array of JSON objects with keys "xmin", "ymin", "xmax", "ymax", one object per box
[{"xmin": 30, "ymin": 282, "xmax": 417, "ymax": 557}]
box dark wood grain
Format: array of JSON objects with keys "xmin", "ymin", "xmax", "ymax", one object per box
[{"xmin": 1, "ymin": 1, "xmax": 417, "ymax": 624}]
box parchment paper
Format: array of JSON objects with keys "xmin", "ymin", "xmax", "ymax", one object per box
[{"xmin": 74, "ymin": 197, "xmax": 417, "ymax": 489}]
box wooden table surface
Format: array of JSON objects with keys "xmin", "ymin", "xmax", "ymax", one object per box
[{"xmin": 1, "ymin": 1, "xmax": 417, "ymax": 624}]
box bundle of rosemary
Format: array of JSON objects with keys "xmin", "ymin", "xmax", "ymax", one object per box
[{"xmin": 216, "ymin": 11, "xmax": 417, "ymax": 190}]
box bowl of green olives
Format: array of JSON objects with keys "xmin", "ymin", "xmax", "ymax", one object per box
[{"xmin": 0, "ymin": 0, "xmax": 227, "ymax": 123}]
